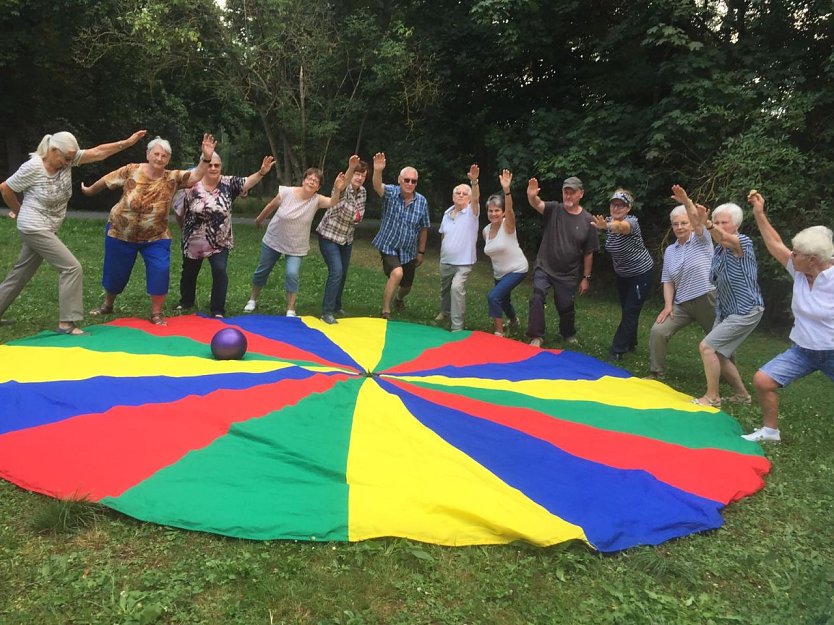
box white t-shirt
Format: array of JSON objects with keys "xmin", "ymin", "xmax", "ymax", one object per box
[
  {"xmin": 483, "ymin": 220, "xmax": 529, "ymax": 279},
  {"xmin": 439, "ymin": 204, "xmax": 479, "ymax": 265},
  {"xmin": 787, "ymin": 258, "xmax": 834, "ymax": 350},
  {"xmin": 6, "ymin": 151, "xmax": 85, "ymax": 233}
]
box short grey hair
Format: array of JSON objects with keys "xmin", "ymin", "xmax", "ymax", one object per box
[
  {"xmin": 399, "ymin": 166, "xmax": 418, "ymax": 180},
  {"xmin": 792, "ymin": 225, "xmax": 834, "ymax": 259},
  {"xmin": 146, "ymin": 136, "xmax": 172, "ymax": 155},
  {"xmin": 669, "ymin": 205, "xmax": 688, "ymax": 221},
  {"xmin": 32, "ymin": 132, "xmax": 79, "ymax": 158},
  {"xmin": 712, "ymin": 202, "xmax": 743, "ymax": 226}
]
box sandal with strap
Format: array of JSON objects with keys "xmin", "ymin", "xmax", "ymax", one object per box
[
  {"xmin": 89, "ymin": 304, "xmax": 114, "ymax": 316},
  {"xmin": 149, "ymin": 313, "xmax": 168, "ymax": 326},
  {"xmin": 56, "ymin": 323, "xmax": 89, "ymax": 336},
  {"xmin": 692, "ymin": 396, "xmax": 721, "ymax": 407},
  {"xmin": 722, "ymin": 393, "xmax": 752, "ymax": 405}
]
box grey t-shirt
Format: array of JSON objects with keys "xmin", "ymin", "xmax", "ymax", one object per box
[{"xmin": 534, "ymin": 201, "xmax": 598, "ymax": 282}]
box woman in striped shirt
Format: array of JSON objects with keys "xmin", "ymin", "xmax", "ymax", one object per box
[
  {"xmin": 674, "ymin": 186, "xmax": 764, "ymax": 407},
  {"xmin": 591, "ymin": 189, "xmax": 654, "ymax": 361}
]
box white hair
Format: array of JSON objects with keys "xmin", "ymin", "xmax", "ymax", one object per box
[
  {"xmin": 792, "ymin": 225, "xmax": 834, "ymax": 259},
  {"xmin": 399, "ymin": 166, "xmax": 418, "ymax": 179},
  {"xmin": 146, "ymin": 136, "xmax": 172, "ymax": 155},
  {"xmin": 669, "ymin": 205, "xmax": 688, "ymax": 221},
  {"xmin": 712, "ymin": 202, "xmax": 743, "ymax": 226},
  {"xmin": 32, "ymin": 132, "xmax": 79, "ymax": 158}
]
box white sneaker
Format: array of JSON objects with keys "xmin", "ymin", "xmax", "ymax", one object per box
[
  {"xmin": 243, "ymin": 299, "xmax": 257, "ymax": 312},
  {"xmin": 529, "ymin": 337, "xmax": 543, "ymax": 348},
  {"xmin": 564, "ymin": 335, "xmax": 579, "ymax": 345},
  {"xmin": 286, "ymin": 309, "xmax": 297, "ymax": 317},
  {"xmin": 741, "ymin": 427, "xmax": 781, "ymax": 443}
]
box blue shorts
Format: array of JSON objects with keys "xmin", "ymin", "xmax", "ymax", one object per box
[
  {"xmin": 759, "ymin": 343, "xmax": 834, "ymax": 387},
  {"xmin": 103, "ymin": 234, "xmax": 171, "ymax": 296}
]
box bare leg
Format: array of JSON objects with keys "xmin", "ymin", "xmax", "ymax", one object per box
[
  {"xmin": 382, "ymin": 268, "xmax": 403, "ymax": 313},
  {"xmin": 151, "ymin": 294, "xmax": 166, "ymax": 315},
  {"xmin": 718, "ymin": 355, "xmax": 749, "ymax": 397},
  {"xmin": 493, "ymin": 318, "xmax": 503, "ymax": 333},
  {"xmin": 248, "ymin": 285, "xmax": 263, "ymax": 302},
  {"xmin": 698, "ymin": 340, "xmax": 722, "ymax": 402},
  {"xmin": 753, "ymin": 370, "xmax": 781, "ymax": 429},
  {"xmin": 286, "ymin": 291, "xmax": 297, "ymax": 311}
]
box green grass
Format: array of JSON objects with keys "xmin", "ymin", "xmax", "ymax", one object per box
[{"xmin": 1, "ymin": 217, "xmax": 833, "ymax": 625}]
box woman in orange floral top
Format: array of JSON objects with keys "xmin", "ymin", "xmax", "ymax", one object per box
[{"xmin": 82, "ymin": 133, "xmax": 216, "ymax": 325}]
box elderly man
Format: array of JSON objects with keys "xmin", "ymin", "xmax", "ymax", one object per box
[
  {"xmin": 371, "ymin": 152, "xmax": 430, "ymax": 318},
  {"xmin": 526, "ymin": 175, "xmax": 598, "ymax": 347}
]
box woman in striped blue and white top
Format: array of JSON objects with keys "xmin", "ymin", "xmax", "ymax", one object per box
[
  {"xmin": 674, "ymin": 186, "xmax": 764, "ymax": 407},
  {"xmin": 591, "ymin": 189, "xmax": 654, "ymax": 361}
]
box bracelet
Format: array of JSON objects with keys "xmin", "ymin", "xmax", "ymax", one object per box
[
  {"xmin": 201, "ymin": 157, "xmax": 211, "ymax": 163},
  {"xmin": 471, "ymin": 179, "xmax": 479, "ymax": 185},
  {"xmin": 258, "ymin": 170, "xmax": 268, "ymax": 176},
  {"xmin": 706, "ymin": 225, "xmax": 714, "ymax": 230},
  {"xmin": 418, "ymin": 250, "xmax": 425, "ymax": 254},
  {"xmin": 504, "ymin": 192, "xmax": 511, "ymax": 196},
  {"xmin": 583, "ymin": 275, "xmax": 592, "ymax": 281}
]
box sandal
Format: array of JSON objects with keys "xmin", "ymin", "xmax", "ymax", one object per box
[
  {"xmin": 149, "ymin": 313, "xmax": 168, "ymax": 326},
  {"xmin": 394, "ymin": 298, "xmax": 406, "ymax": 311},
  {"xmin": 56, "ymin": 323, "xmax": 89, "ymax": 336},
  {"xmin": 691, "ymin": 396, "xmax": 721, "ymax": 407},
  {"xmin": 722, "ymin": 393, "xmax": 752, "ymax": 405},
  {"xmin": 381, "ymin": 311, "xmax": 392, "ymax": 320},
  {"xmin": 89, "ymin": 304, "xmax": 114, "ymax": 316}
]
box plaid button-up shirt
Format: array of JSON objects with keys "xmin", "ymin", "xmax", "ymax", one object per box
[
  {"xmin": 372, "ymin": 184, "xmax": 430, "ymax": 263},
  {"xmin": 316, "ymin": 184, "xmax": 367, "ymax": 245}
]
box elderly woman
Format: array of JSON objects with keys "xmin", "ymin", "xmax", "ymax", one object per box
[
  {"xmin": 483, "ymin": 169, "xmax": 528, "ymax": 337},
  {"xmin": 0, "ymin": 129, "xmax": 146, "ymax": 334},
  {"xmin": 645, "ymin": 186, "xmax": 717, "ymax": 378},
  {"xmin": 243, "ymin": 159, "xmax": 353, "ymax": 316},
  {"xmin": 176, "ymin": 153, "xmax": 275, "ymax": 318},
  {"xmin": 316, "ymin": 155, "xmax": 367, "ymax": 324},
  {"xmin": 590, "ymin": 188, "xmax": 654, "ymax": 361},
  {"xmin": 82, "ymin": 134, "xmax": 217, "ymax": 326},
  {"xmin": 436, "ymin": 164, "xmax": 480, "ymax": 331},
  {"xmin": 674, "ymin": 186, "xmax": 764, "ymax": 407},
  {"xmin": 741, "ymin": 192, "xmax": 834, "ymax": 442}
]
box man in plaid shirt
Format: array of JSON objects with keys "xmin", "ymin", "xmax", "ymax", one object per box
[{"xmin": 371, "ymin": 152, "xmax": 430, "ymax": 318}]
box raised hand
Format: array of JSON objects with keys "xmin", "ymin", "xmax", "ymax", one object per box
[
  {"xmin": 373, "ymin": 152, "xmax": 386, "ymax": 171},
  {"xmin": 590, "ymin": 214, "xmax": 608, "ymax": 230},
  {"xmin": 201, "ymin": 134, "xmax": 217, "ymax": 160},
  {"xmin": 468, "ymin": 163, "xmax": 480, "ymax": 182},
  {"xmin": 527, "ymin": 177, "xmax": 540, "ymax": 196},
  {"xmin": 747, "ymin": 190, "xmax": 765, "ymax": 215},
  {"xmin": 126, "ymin": 130, "xmax": 148, "ymax": 146},
  {"xmin": 671, "ymin": 184, "xmax": 692, "ymax": 206},
  {"xmin": 260, "ymin": 156, "xmax": 276, "ymax": 176},
  {"xmin": 499, "ymin": 169, "xmax": 512, "ymax": 192},
  {"xmin": 348, "ymin": 154, "xmax": 361, "ymax": 169},
  {"xmin": 334, "ymin": 171, "xmax": 348, "ymax": 192}
]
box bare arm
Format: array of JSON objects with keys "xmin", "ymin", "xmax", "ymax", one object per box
[
  {"xmin": 181, "ymin": 134, "xmax": 217, "ymax": 188},
  {"xmin": 80, "ymin": 176, "xmax": 109, "ymax": 197},
  {"xmin": 255, "ymin": 192, "xmax": 282, "ymax": 228},
  {"xmin": 372, "ymin": 152, "xmax": 386, "ymax": 198},
  {"xmin": 0, "ymin": 181, "xmax": 21, "ymax": 217},
  {"xmin": 242, "ymin": 156, "xmax": 276, "ymax": 195},
  {"xmin": 416, "ymin": 227, "xmax": 428, "ymax": 267},
  {"xmin": 704, "ymin": 208, "xmax": 742, "ymax": 256},
  {"xmin": 527, "ymin": 177, "xmax": 545, "ymax": 214},
  {"xmin": 670, "ymin": 184, "xmax": 704, "ymax": 234},
  {"xmin": 578, "ymin": 252, "xmax": 593, "ymax": 295},
  {"xmin": 499, "ymin": 169, "xmax": 516, "ymax": 233},
  {"xmin": 78, "ymin": 130, "xmax": 147, "ymax": 165},
  {"xmin": 656, "ymin": 281, "xmax": 676, "ymax": 324},
  {"xmin": 468, "ymin": 164, "xmax": 480, "ymax": 217},
  {"xmin": 749, "ymin": 191, "xmax": 790, "ymax": 267}
]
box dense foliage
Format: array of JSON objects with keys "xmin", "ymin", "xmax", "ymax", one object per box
[{"xmin": 2, "ymin": 0, "xmax": 832, "ymax": 324}]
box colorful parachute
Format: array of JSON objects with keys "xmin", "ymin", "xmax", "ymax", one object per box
[{"xmin": 0, "ymin": 315, "xmax": 770, "ymax": 552}]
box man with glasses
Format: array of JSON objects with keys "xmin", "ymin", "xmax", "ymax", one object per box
[
  {"xmin": 525, "ymin": 175, "xmax": 598, "ymax": 347},
  {"xmin": 371, "ymin": 152, "xmax": 430, "ymax": 318}
]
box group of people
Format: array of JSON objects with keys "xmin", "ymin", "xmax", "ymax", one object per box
[{"xmin": 1, "ymin": 132, "xmax": 832, "ymax": 444}]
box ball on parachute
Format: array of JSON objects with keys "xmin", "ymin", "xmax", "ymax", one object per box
[{"xmin": 211, "ymin": 327, "xmax": 248, "ymax": 360}]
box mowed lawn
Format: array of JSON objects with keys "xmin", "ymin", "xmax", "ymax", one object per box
[{"xmin": 0, "ymin": 214, "xmax": 832, "ymax": 625}]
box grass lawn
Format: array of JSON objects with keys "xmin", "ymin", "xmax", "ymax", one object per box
[{"xmin": 0, "ymin": 216, "xmax": 832, "ymax": 625}]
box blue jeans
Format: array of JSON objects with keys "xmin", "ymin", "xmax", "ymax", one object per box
[
  {"xmin": 760, "ymin": 343, "xmax": 834, "ymax": 386},
  {"xmin": 318, "ymin": 235, "xmax": 352, "ymax": 314},
  {"xmin": 611, "ymin": 268, "xmax": 654, "ymax": 355},
  {"xmin": 179, "ymin": 249, "xmax": 229, "ymax": 316},
  {"xmin": 487, "ymin": 272, "xmax": 526, "ymax": 320},
  {"xmin": 251, "ymin": 243, "xmax": 302, "ymax": 293}
]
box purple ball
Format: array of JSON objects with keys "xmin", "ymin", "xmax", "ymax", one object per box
[{"xmin": 211, "ymin": 327, "xmax": 248, "ymax": 360}]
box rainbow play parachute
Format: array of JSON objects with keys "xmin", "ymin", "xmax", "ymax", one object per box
[{"xmin": 0, "ymin": 315, "xmax": 770, "ymax": 552}]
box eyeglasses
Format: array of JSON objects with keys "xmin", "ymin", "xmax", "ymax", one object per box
[
  {"xmin": 402, "ymin": 178, "xmax": 418, "ymax": 184},
  {"xmin": 791, "ymin": 250, "xmax": 811, "ymax": 258}
]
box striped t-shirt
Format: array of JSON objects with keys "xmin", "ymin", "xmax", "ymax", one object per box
[
  {"xmin": 711, "ymin": 233, "xmax": 764, "ymax": 319},
  {"xmin": 6, "ymin": 151, "xmax": 84, "ymax": 233},
  {"xmin": 660, "ymin": 230, "xmax": 715, "ymax": 304},
  {"xmin": 604, "ymin": 215, "xmax": 653, "ymax": 277}
]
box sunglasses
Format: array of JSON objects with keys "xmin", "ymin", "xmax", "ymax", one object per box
[{"xmin": 402, "ymin": 178, "xmax": 418, "ymax": 184}]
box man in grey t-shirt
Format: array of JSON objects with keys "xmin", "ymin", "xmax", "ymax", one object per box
[{"xmin": 526, "ymin": 176, "xmax": 598, "ymax": 347}]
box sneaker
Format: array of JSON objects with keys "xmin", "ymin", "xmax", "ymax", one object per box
[
  {"xmin": 335, "ymin": 309, "xmax": 347, "ymax": 317},
  {"xmin": 529, "ymin": 337, "xmax": 543, "ymax": 348},
  {"xmin": 564, "ymin": 335, "xmax": 579, "ymax": 345},
  {"xmin": 320, "ymin": 313, "xmax": 338, "ymax": 325},
  {"xmin": 741, "ymin": 427, "xmax": 781, "ymax": 442},
  {"xmin": 434, "ymin": 312, "xmax": 448, "ymax": 322},
  {"xmin": 494, "ymin": 331, "xmax": 505, "ymax": 337},
  {"xmin": 286, "ymin": 310, "xmax": 297, "ymax": 318},
  {"xmin": 606, "ymin": 351, "xmax": 624, "ymax": 362},
  {"xmin": 243, "ymin": 299, "xmax": 257, "ymax": 312},
  {"xmin": 642, "ymin": 372, "xmax": 665, "ymax": 381}
]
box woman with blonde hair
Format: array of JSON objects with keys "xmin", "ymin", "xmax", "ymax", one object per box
[{"xmin": 0, "ymin": 129, "xmax": 146, "ymax": 333}]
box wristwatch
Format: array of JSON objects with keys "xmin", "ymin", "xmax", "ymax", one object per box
[{"xmin": 583, "ymin": 275, "xmax": 592, "ymax": 281}]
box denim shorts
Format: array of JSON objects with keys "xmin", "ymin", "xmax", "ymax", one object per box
[{"xmin": 760, "ymin": 343, "xmax": 834, "ymax": 387}]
